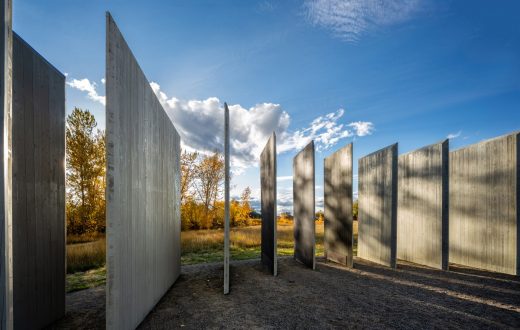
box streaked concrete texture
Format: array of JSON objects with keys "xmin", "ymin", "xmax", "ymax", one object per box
[
  {"xmin": 106, "ymin": 13, "xmax": 181, "ymax": 329},
  {"xmin": 224, "ymin": 103, "xmax": 230, "ymax": 293},
  {"xmin": 450, "ymin": 132, "xmax": 519, "ymax": 275},
  {"xmin": 293, "ymin": 141, "xmax": 315, "ymax": 269},
  {"xmin": 358, "ymin": 144, "xmax": 398, "ymax": 268},
  {"xmin": 0, "ymin": 0, "xmax": 12, "ymax": 328},
  {"xmin": 397, "ymin": 140, "xmax": 449, "ymax": 270},
  {"xmin": 324, "ymin": 143, "xmax": 353, "ymax": 267},
  {"xmin": 260, "ymin": 133, "xmax": 277, "ymax": 275},
  {"xmin": 11, "ymin": 33, "xmax": 65, "ymax": 329}
]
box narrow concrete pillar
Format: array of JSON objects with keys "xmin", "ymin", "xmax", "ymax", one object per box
[
  {"xmin": 324, "ymin": 143, "xmax": 353, "ymax": 267},
  {"xmin": 397, "ymin": 140, "xmax": 449, "ymax": 270},
  {"xmin": 224, "ymin": 103, "xmax": 230, "ymax": 294},
  {"xmin": 450, "ymin": 132, "xmax": 519, "ymax": 275},
  {"xmin": 260, "ymin": 132, "xmax": 277, "ymax": 275},
  {"xmin": 0, "ymin": 0, "xmax": 12, "ymax": 328},
  {"xmin": 293, "ymin": 141, "xmax": 315, "ymax": 269},
  {"xmin": 358, "ymin": 144, "xmax": 398, "ymax": 268}
]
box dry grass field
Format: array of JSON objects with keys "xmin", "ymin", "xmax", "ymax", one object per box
[
  {"xmin": 66, "ymin": 220, "xmax": 358, "ymax": 291},
  {"xmin": 67, "ymin": 238, "xmax": 106, "ymax": 273}
]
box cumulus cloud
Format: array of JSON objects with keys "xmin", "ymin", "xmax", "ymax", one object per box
[
  {"xmin": 277, "ymin": 176, "xmax": 293, "ymax": 182},
  {"xmin": 151, "ymin": 82, "xmax": 374, "ymax": 171},
  {"xmin": 447, "ymin": 131, "xmax": 462, "ymax": 139},
  {"xmin": 348, "ymin": 121, "xmax": 374, "ymax": 136},
  {"xmin": 303, "ymin": 0, "xmax": 423, "ymax": 42},
  {"xmin": 67, "ymin": 77, "xmax": 374, "ymax": 173},
  {"xmin": 66, "ymin": 78, "xmax": 106, "ymax": 105}
]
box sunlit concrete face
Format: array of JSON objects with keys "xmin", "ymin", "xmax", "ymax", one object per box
[
  {"xmin": 358, "ymin": 144, "xmax": 398, "ymax": 268},
  {"xmin": 0, "ymin": 0, "xmax": 12, "ymax": 328},
  {"xmin": 293, "ymin": 141, "xmax": 315, "ymax": 269},
  {"xmin": 11, "ymin": 33, "xmax": 66, "ymax": 329},
  {"xmin": 324, "ymin": 143, "xmax": 353, "ymax": 267},
  {"xmin": 449, "ymin": 132, "xmax": 519, "ymax": 275},
  {"xmin": 397, "ymin": 140, "xmax": 449, "ymax": 270},
  {"xmin": 261, "ymin": 133, "xmax": 277, "ymax": 275},
  {"xmin": 106, "ymin": 13, "xmax": 181, "ymax": 329}
]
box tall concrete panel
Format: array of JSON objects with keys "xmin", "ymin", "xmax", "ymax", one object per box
[
  {"xmin": 358, "ymin": 144, "xmax": 398, "ymax": 268},
  {"xmin": 324, "ymin": 143, "xmax": 353, "ymax": 267},
  {"xmin": 224, "ymin": 103, "xmax": 230, "ymax": 294},
  {"xmin": 397, "ymin": 140, "xmax": 449, "ymax": 270},
  {"xmin": 0, "ymin": 0, "xmax": 12, "ymax": 328},
  {"xmin": 260, "ymin": 132, "xmax": 277, "ymax": 275},
  {"xmin": 293, "ymin": 141, "xmax": 315, "ymax": 269},
  {"xmin": 11, "ymin": 33, "xmax": 66, "ymax": 329},
  {"xmin": 450, "ymin": 132, "xmax": 519, "ymax": 275},
  {"xmin": 106, "ymin": 13, "xmax": 181, "ymax": 329}
]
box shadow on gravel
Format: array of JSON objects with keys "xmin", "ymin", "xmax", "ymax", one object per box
[{"xmin": 49, "ymin": 257, "xmax": 520, "ymax": 329}]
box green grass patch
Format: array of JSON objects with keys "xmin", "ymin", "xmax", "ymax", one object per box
[{"xmin": 66, "ymin": 266, "xmax": 106, "ymax": 293}]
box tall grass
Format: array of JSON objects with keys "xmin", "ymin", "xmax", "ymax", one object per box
[
  {"xmin": 67, "ymin": 238, "xmax": 106, "ymax": 273},
  {"xmin": 180, "ymin": 221, "xmax": 328, "ymax": 264}
]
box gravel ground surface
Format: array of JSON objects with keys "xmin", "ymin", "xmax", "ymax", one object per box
[{"xmin": 50, "ymin": 257, "xmax": 520, "ymax": 329}]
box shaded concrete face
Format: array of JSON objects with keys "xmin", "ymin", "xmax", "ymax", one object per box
[
  {"xmin": 397, "ymin": 140, "xmax": 449, "ymax": 270},
  {"xmin": 293, "ymin": 141, "xmax": 315, "ymax": 269},
  {"xmin": 0, "ymin": 0, "xmax": 12, "ymax": 328},
  {"xmin": 106, "ymin": 14, "xmax": 181, "ymax": 329},
  {"xmin": 224, "ymin": 103, "xmax": 230, "ymax": 294},
  {"xmin": 11, "ymin": 33, "xmax": 66, "ymax": 329},
  {"xmin": 261, "ymin": 133, "xmax": 277, "ymax": 275},
  {"xmin": 324, "ymin": 143, "xmax": 353, "ymax": 267},
  {"xmin": 358, "ymin": 144, "xmax": 398, "ymax": 268},
  {"xmin": 450, "ymin": 132, "xmax": 519, "ymax": 275}
]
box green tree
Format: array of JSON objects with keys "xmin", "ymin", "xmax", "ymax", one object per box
[{"xmin": 66, "ymin": 108, "xmax": 106, "ymax": 235}]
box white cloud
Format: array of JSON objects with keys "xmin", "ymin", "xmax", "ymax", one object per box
[
  {"xmin": 303, "ymin": 0, "xmax": 423, "ymax": 42},
  {"xmin": 101, "ymin": 78, "xmax": 106, "ymax": 85},
  {"xmin": 66, "ymin": 78, "xmax": 106, "ymax": 105},
  {"xmin": 151, "ymin": 82, "xmax": 373, "ymax": 172},
  {"xmin": 447, "ymin": 131, "xmax": 462, "ymax": 139},
  {"xmin": 348, "ymin": 121, "xmax": 374, "ymax": 136},
  {"xmin": 67, "ymin": 77, "xmax": 374, "ymax": 174},
  {"xmin": 277, "ymin": 176, "xmax": 293, "ymax": 182}
]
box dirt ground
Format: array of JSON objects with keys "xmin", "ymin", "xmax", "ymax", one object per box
[{"xmin": 50, "ymin": 257, "xmax": 520, "ymax": 329}]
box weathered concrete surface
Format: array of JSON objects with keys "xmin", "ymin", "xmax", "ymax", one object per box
[
  {"xmin": 324, "ymin": 143, "xmax": 353, "ymax": 267},
  {"xmin": 450, "ymin": 132, "xmax": 519, "ymax": 275},
  {"xmin": 398, "ymin": 140, "xmax": 449, "ymax": 270},
  {"xmin": 224, "ymin": 103, "xmax": 230, "ymax": 293},
  {"xmin": 358, "ymin": 144, "xmax": 398, "ymax": 268},
  {"xmin": 293, "ymin": 141, "xmax": 315, "ymax": 269},
  {"xmin": 0, "ymin": 1, "xmax": 12, "ymax": 328},
  {"xmin": 260, "ymin": 133, "xmax": 277, "ymax": 275},
  {"xmin": 106, "ymin": 13, "xmax": 181, "ymax": 329},
  {"xmin": 11, "ymin": 33, "xmax": 66, "ymax": 329}
]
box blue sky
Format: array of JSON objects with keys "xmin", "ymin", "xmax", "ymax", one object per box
[{"xmin": 13, "ymin": 0, "xmax": 520, "ymax": 212}]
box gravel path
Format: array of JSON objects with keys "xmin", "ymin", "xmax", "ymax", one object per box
[{"xmin": 50, "ymin": 257, "xmax": 520, "ymax": 329}]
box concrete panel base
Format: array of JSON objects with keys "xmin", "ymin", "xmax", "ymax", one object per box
[
  {"xmin": 324, "ymin": 143, "xmax": 353, "ymax": 267},
  {"xmin": 293, "ymin": 141, "xmax": 315, "ymax": 269},
  {"xmin": 106, "ymin": 13, "xmax": 181, "ymax": 329},
  {"xmin": 398, "ymin": 140, "xmax": 449, "ymax": 270},
  {"xmin": 450, "ymin": 132, "xmax": 519, "ymax": 275},
  {"xmin": 358, "ymin": 144, "xmax": 398, "ymax": 268},
  {"xmin": 261, "ymin": 133, "xmax": 277, "ymax": 275}
]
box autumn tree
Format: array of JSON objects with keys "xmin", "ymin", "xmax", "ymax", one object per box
[
  {"xmin": 180, "ymin": 150, "xmax": 198, "ymax": 203},
  {"xmin": 66, "ymin": 108, "xmax": 106, "ymax": 235},
  {"xmin": 194, "ymin": 152, "xmax": 225, "ymax": 228}
]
